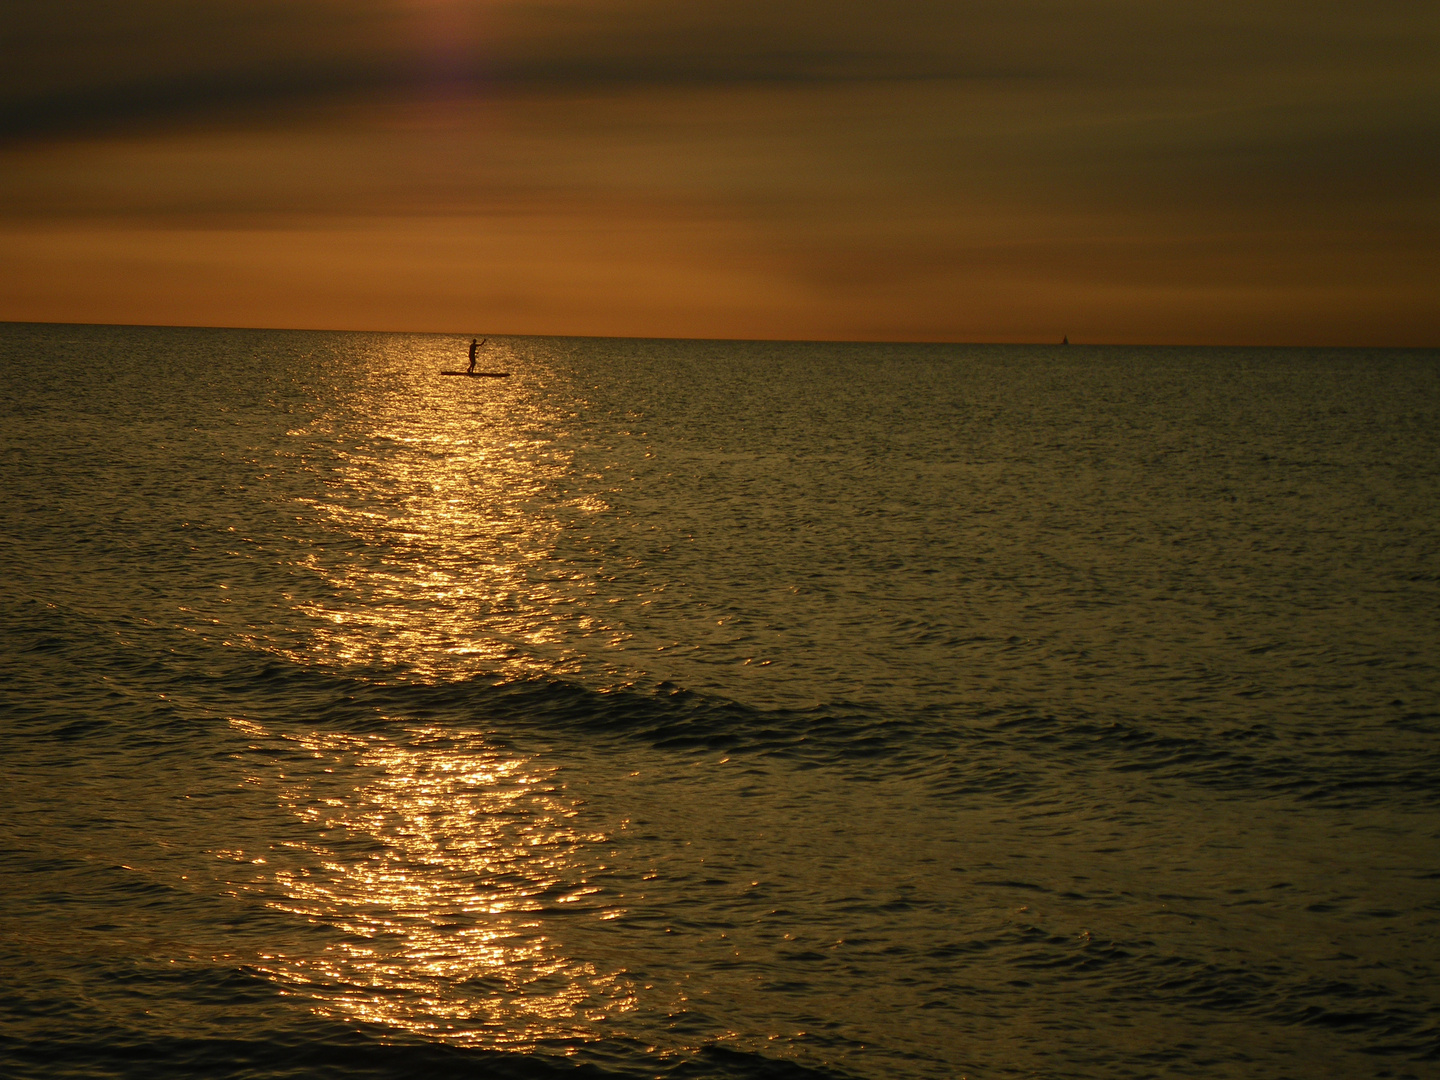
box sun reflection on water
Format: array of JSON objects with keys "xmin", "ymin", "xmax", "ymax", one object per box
[
  {"xmin": 272, "ymin": 335, "xmax": 632, "ymax": 682},
  {"xmin": 233, "ymin": 717, "xmax": 636, "ymax": 1047},
  {"xmin": 216, "ymin": 340, "xmax": 656, "ymax": 1048}
]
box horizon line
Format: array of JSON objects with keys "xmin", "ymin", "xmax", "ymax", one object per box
[{"xmin": 3, "ymin": 318, "xmax": 1435, "ymax": 352}]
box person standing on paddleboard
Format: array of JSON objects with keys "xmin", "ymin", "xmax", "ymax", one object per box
[{"xmin": 467, "ymin": 338, "xmax": 481, "ymax": 373}]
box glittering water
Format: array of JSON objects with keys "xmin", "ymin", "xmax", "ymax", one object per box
[{"xmin": 2, "ymin": 323, "xmax": 1438, "ymax": 1080}]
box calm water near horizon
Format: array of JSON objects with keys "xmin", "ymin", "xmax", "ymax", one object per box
[{"xmin": 2, "ymin": 323, "xmax": 1438, "ymax": 1079}]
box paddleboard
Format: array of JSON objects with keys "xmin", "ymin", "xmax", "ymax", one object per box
[{"xmin": 440, "ymin": 371, "xmax": 510, "ymax": 377}]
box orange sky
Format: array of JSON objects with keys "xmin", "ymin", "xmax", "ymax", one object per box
[{"xmin": 2, "ymin": 1, "xmax": 1436, "ymax": 344}]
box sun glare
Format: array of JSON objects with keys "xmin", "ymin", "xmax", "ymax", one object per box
[{"xmin": 232, "ymin": 717, "xmax": 636, "ymax": 1047}]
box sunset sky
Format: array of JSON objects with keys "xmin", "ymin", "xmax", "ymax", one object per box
[{"xmin": 2, "ymin": 0, "xmax": 1436, "ymax": 343}]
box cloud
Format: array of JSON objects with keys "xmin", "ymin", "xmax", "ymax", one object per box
[
  {"xmin": 1, "ymin": 1, "xmax": 1435, "ymax": 342},
  {"xmin": 6, "ymin": 1, "xmax": 1436, "ymax": 137}
]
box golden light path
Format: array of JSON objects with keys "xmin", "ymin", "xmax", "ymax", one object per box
[
  {"xmin": 276, "ymin": 333, "xmax": 634, "ymax": 683},
  {"xmin": 233, "ymin": 717, "xmax": 638, "ymax": 1048},
  {"xmin": 231, "ymin": 336, "xmax": 644, "ymax": 1047}
]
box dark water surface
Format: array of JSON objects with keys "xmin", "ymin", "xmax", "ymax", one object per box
[{"xmin": 2, "ymin": 323, "xmax": 1438, "ymax": 1079}]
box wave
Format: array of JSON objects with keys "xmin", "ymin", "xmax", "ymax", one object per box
[
  {"xmin": 0, "ymin": 916, "xmax": 849, "ymax": 1080},
  {"xmin": 6, "ymin": 584, "xmax": 1439, "ymax": 816},
  {"xmin": 2, "ymin": 1027, "xmax": 845, "ymax": 1080}
]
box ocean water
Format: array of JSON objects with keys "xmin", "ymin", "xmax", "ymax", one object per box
[{"xmin": 2, "ymin": 322, "xmax": 1438, "ymax": 1080}]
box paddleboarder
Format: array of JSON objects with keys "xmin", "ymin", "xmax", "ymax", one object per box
[{"xmin": 467, "ymin": 337, "xmax": 486, "ymax": 372}]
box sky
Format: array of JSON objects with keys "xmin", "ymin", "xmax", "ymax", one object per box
[{"xmin": 2, "ymin": 0, "xmax": 1436, "ymax": 344}]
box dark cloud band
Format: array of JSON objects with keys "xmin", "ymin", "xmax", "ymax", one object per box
[{"xmin": 6, "ymin": 0, "xmax": 1435, "ymax": 141}]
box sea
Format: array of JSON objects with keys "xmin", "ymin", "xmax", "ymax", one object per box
[{"xmin": 2, "ymin": 322, "xmax": 1438, "ymax": 1080}]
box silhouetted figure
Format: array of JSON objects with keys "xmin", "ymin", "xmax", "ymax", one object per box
[
  {"xmin": 1062, "ymin": 335, "xmax": 1069, "ymax": 345},
  {"xmin": 467, "ymin": 337, "xmax": 486, "ymax": 373}
]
